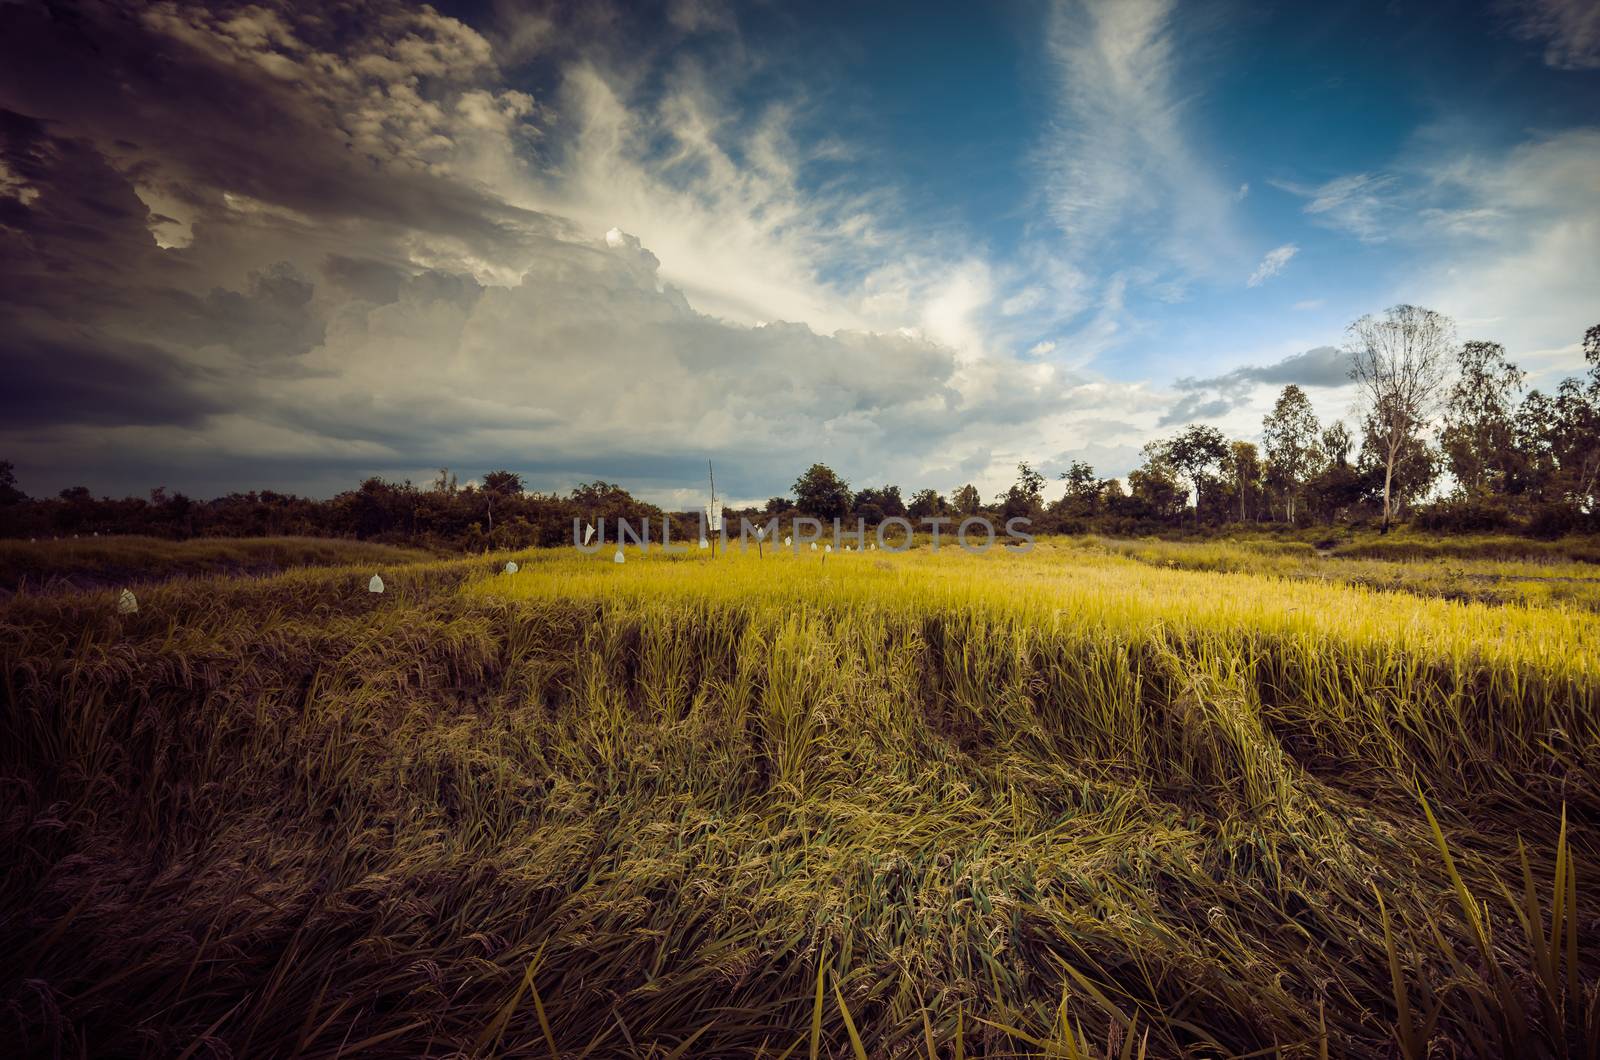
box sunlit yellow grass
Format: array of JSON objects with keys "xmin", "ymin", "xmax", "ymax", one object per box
[{"xmin": 469, "ymin": 538, "xmax": 1599, "ymax": 676}]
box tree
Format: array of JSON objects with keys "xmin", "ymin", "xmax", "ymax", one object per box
[
  {"xmin": 1516, "ymin": 372, "xmax": 1600, "ymax": 510},
  {"xmin": 1158, "ymin": 426, "xmax": 1228, "ymax": 527},
  {"xmin": 952, "ymin": 483, "xmax": 982, "ymax": 516},
  {"xmin": 480, "ymin": 470, "xmax": 523, "ymax": 531},
  {"xmin": 907, "ymin": 488, "xmax": 947, "ymax": 519},
  {"xmin": 1126, "ymin": 459, "xmax": 1184, "ymax": 521},
  {"xmin": 1320, "ymin": 422, "xmax": 1353, "ymax": 467},
  {"xmin": 1347, "ymin": 305, "xmax": 1454, "ymax": 530},
  {"xmin": 1261, "ymin": 385, "xmax": 1321, "ymax": 523},
  {"xmin": 1359, "ymin": 407, "xmax": 1440, "ymax": 517},
  {"xmin": 1223, "ymin": 442, "xmax": 1261, "ymax": 522},
  {"xmin": 1057, "ymin": 460, "xmax": 1101, "ymax": 517},
  {"xmin": 852, "ymin": 485, "xmax": 906, "ymax": 524},
  {"xmin": 1440, "ymin": 341, "xmax": 1524, "ymax": 496},
  {"xmin": 0, "ymin": 461, "xmax": 26, "ymax": 506},
  {"xmin": 792, "ymin": 464, "xmax": 852, "ymax": 520},
  {"xmin": 482, "ymin": 470, "xmax": 524, "ymax": 496},
  {"xmin": 998, "ymin": 463, "xmax": 1046, "ymax": 520},
  {"xmin": 1511, "ymin": 390, "xmax": 1559, "ymax": 500},
  {"xmin": 1304, "ymin": 425, "xmax": 1363, "ymax": 523},
  {"xmin": 764, "ymin": 496, "xmax": 794, "ymax": 516}
]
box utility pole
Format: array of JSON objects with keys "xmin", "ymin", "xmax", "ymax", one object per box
[{"xmin": 708, "ymin": 460, "xmax": 718, "ymax": 557}]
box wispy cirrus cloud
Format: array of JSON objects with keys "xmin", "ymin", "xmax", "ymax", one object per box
[
  {"xmin": 1412, "ymin": 128, "xmax": 1600, "ymax": 367},
  {"xmin": 1502, "ymin": 0, "xmax": 1600, "ymax": 69},
  {"xmin": 1036, "ymin": 0, "xmax": 1241, "ymax": 277},
  {"xmin": 1273, "ymin": 172, "xmax": 1398, "ymax": 242},
  {"xmin": 1246, "ymin": 244, "xmax": 1298, "ymax": 287}
]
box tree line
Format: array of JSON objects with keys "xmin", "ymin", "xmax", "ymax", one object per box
[
  {"xmin": 1037, "ymin": 308, "xmax": 1597, "ymax": 537},
  {"xmin": 2, "ymin": 307, "xmax": 1594, "ymax": 547},
  {"xmin": 787, "ymin": 309, "xmax": 1598, "ymax": 538}
]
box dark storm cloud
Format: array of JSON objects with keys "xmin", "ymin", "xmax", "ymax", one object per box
[
  {"xmin": 0, "ymin": 0, "xmax": 1073, "ymax": 504},
  {"xmin": 2, "ymin": 324, "xmax": 224, "ymax": 428},
  {"xmin": 0, "ymin": 1, "xmax": 550, "ymax": 474},
  {"xmin": 1158, "ymin": 345, "xmax": 1352, "ymax": 426},
  {"xmin": 322, "ymin": 256, "xmax": 406, "ymax": 305},
  {"xmin": 0, "ymin": 2, "xmax": 565, "ymax": 256}
]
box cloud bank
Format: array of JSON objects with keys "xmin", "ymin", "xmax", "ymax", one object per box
[{"xmin": 0, "ymin": 0, "xmax": 1148, "ymax": 503}]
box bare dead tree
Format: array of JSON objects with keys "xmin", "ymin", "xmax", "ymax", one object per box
[{"xmin": 1346, "ymin": 304, "xmax": 1454, "ymax": 531}]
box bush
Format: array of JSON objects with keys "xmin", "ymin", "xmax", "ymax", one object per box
[
  {"xmin": 1524, "ymin": 501, "xmax": 1597, "ymax": 540},
  {"xmin": 1412, "ymin": 498, "xmax": 1512, "ymax": 534}
]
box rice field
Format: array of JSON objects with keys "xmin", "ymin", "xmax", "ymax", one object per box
[
  {"xmin": 2, "ymin": 538, "xmax": 1596, "ymax": 1057},
  {"xmin": 1081, "ymin": 534, "xmax": 1600, "ymax": 612}
]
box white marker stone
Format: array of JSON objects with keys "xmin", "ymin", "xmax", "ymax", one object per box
[
  {"xmin": 784, "ymin": 535, "xmax": 792, "ymax": 546},
  {"xmin": 117, "ymin": 588, "xmax": 138, "ymax": 614},
  {"xmin": 699, "ymin": 538, "xmax": 709, "ymax": 549},
  {"xmin": 810, "ymin": 542, "xmax": 818, "ymax": 552},
  {"xmin": 505, "ymin": 561, "xmax": 518, "ymax": 574},
  {"xmin": 613, "ymin": 548, "xmax": 625, "ymax": 564},
  {"xmin": 583, "ymin": 523, "xmax": 596, "ymax": 545},
  {"xmin": 825, "ymin": 544, "xmax": 833, "ymax": 553},
  {"xmin": 368, "ymin": 575, "xmax": 384, "ymax": 594}
]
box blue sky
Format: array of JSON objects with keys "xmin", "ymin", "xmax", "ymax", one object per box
[{"xmin": 2, "ymin": 0, "xmax": 1597, "ymax": 503}]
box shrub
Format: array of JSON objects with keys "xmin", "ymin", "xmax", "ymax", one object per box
[
  {"xmin": 1412, "ymin": 497, "xmax": 1512, "ymax": 533},
  {"xmin": 1524, "ymin": 501, "xmax": 1597, "ymax": 540}
]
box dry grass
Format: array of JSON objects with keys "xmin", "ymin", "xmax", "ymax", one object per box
[
  {"xmin": 1084, "ymin": 534, "xmax": 1600, "ymax": 611},
  {"xmin": 1, "ymin": 540, "xmax": 1595, "ymax": 1057}
]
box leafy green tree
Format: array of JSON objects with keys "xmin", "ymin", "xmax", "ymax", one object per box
[
  {"xmin": 907, "ymin": 488, "xmax": 947, "ymax": 519},
  {"xmin": 852, "ymin": 485, "xmax": 906, "ymax": 523},
  {"xmin": 997, "ymin": 463, "xmax": 1046, "ymax": 520},
  {"xmin": 1358, "ymin": 401, "xmax": 1440, "ymax": 518},
  {"xmin": 1440, "ymin": 341, "xmax": 1524, "ymax": 496},
  {"xmin": 1320, "ymin": 422, "xmax": 1353, "ymax": 467},
  {"xmin": 1301, "ymin": 422, "xmax": 1363, "ymax": 523},
  {"xmin": 1056, "ymin": 460, "xmax": 1101, "ymax": 517},
  {"xmin": 482, "ymin": 470, "xmax": 524, "ymax": 495},
  {"xmin": 1508, "ymin": 326, "xmax": 1599, "ymax": 509},
  {"xmin": 1157, "ymin": 425, "xmax": 1228, "ymax": 526},
  {"xmin": 952, "ymin": 483, "xmax": 982, "ymax": 516},
  {"xmin": 1126, "ymin": 458, "xmax": 1184, "ymax": 521},
  {"xmin": 792, "ymin": 464, "xmax": 852, "ymax": 520},
  {"xmin": 1223, "ymin": 441, "xmax": 1261, "ymax": 522},
  {"xmin": 1512, "ymin": 390, "xmax": 1559, "ymax": 499},
  {"xmin": 1261, "ymin": 385, "xmax": 1322, "ymax": 522}
]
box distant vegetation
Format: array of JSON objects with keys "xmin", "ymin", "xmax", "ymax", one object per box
[{"xmin": 2, "ymin": 309, "xmax": 1594, "ymax": 549}]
